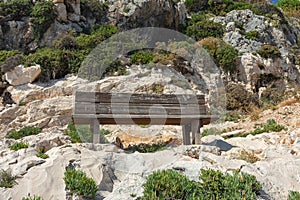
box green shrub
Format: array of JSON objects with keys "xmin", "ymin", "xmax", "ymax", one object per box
[
  {"xmin": 202, "ymin": 127, "xmax": 222, "ymax": 137},
  {"xmin": 100, "ymin": 129, "xmax": 111, "ymax": 135},
  {"xmin": 64, "ymin": 168, "xmax": 98, "ymax": 199},
  {"xmin": 288, "ymin": 190, "xmax": 300, "ymax": 200},
  {"xmin": 277, "ymin": 0, "xmax": 300, "ymax": 17},
  {"xmin": 186, "ymin": 18, "xmax": 223, "ymax": 41},
  {"xmin": 80, "ymin": 0, "xmax": 108, "ymax": 23},
  {"xmin": 9, "ymin": 141, "xmax": 29, "ymax": 151},
  {"xmin": 0, "ymin": 169, "xmax": 17, "ymax": 188},
  {"xmin": 130, "ymin": 50, "xmax": 155, "ymax": 65},
  {"xmin": 24, "ymin": 48, "xmax": 86, "ymax": 81},
  {"xmin": 215, "ymin": 43, "xmax": 239, "ymax": 74},
  {"xmin": 36, "ymin": 149, "xmax": 49, "ymax": 159},
  {"xmin": 65, "ymin": 122, "xmax": 82, "ymax": 143},
  {"xmin": 224, "ymin": 111, "xmax": 242, "ymax": 123},
  {"xmin": 6, "ymin": 126, "xmax": 41, "ymax": 140},
  {"xmin": 256, "ymin": 44, "xmax": 281, "ymax": 59},
  {"xmin": 245, "ymin": 31, "xmax": 260, "ymax": 40},
  {"xmin": 0, "ymin": 0, "xmax": 33, "ymax": 20},
  {"xmin": 0, "ymin": 50, "xmax": 22, "ymax": 66},
  {"xmin": 134, "ymin": 142, "xmax": 169, "ymax": 153},
  {"xmin": 104, "ymin": 60, "xmax": 129, "ymax": 76},
  {"xmin": 53, "ymin": 34, "xmax": 77, "ymax": 50},
  {"xmin": 185, "ymin": 0, "xmax": 208, "ymax": 13},
  {"xmin": 142, "ymin": 169, "xmax": 262, "ymax": 200},
  {"xmin": 76, "ymin": 25, "xmax": 119, "ymax": 50},
  {"xmin": 30, "ymin": 0, "xmax": 57, "ymax": 40},
  {"xmin": 22, "ymin": 195, "xmax": 43, "ymax": 200},
  {"xmin": 239, "ymin": 119, "xmax": 286, "ymax": 137}
]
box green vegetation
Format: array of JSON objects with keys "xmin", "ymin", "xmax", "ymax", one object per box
[
  {"xmin": 277, "ymin": 0, "xmax": 300, "ymax": 17},
  {"xmin": 104, "ymin": 60, "xmax": 129, "ymax": 76},
  {"xmin": 22, "ymin": 195, "xmax": 43, "ymax": 200},
  {"xmin": 0, "ymin": 0, "xmax": 33, "ymax": 20},
  {"xmin": 256, "ymin": 44, "xmax": 281, "ymax": 59},
  {"xmin": 0, "ymin": 50, "xmax": 21, "ymax": 65},
  {"xmin": 228, "ymin": 119, "xmax": 286, "ymax": 138},
  {"xmin": 142, "ymin": 168, "xmax": 262, "ymax": 199},
  {"xmin": 199, "ymin": 37, "xmax": 238, "ymax": 74},
  {"xmin": 202, "ymin": 127, "xmax": 222, "ymax": 137},
  {"xmin": 224, "ymin": 111, "xmax": 242, "ymax": 123},
  {"xmin": 6, "ymin": 126, "xmax": 41, "ymax": 140},
  {"xmin": 65, "ymin": 122, "xmax": 82, "ymax": 143},
  {"xmin": 30, "ymin": 0, "xmax": 56, "ymax": 40},
  {"xmin": 64, "ymin": 168, "xmax": 98, "ymax": 199},
  {"xmin": 9, "ymin": 141, "xmax": 29, "ymax": 151},
  {"xmin": 236, "ymin": 149, "xmax": 260, "ymax": 163},
  {"xmin": 130, "ymin": 50, "xmax": 155, "ymax": 65},
  {"xmin": 36, "ymin": 149, "xmax": 49, "ymax": 159},
  {"xmin": 245, "ymin": 30, "xmax": 260, "ymax": 40},
  {"xmin": 288, "ymin": 190, "xmax": 300, "ymax": 200},
  {"xmin": 0, "ymin": 169, "xmax": 17, "ymax": 188},
  {"xmin": 80, "ymin": 0, "xmax": 108, "ymax": 23},
  {"xmin": 133, "ymin": 142, "xmax": 169, "ymax": 153},
  {"xmin": 186, "ymin": 13, "xmax": 223, "ymax": 41},
  {"xmin": 100, "ymin": 129, "xmax": 111, "ymax": 135}
]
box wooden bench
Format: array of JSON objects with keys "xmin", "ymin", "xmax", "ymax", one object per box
[{"xmin": 72, "ymin": 92, "xmax": 217, "ymax": 145}]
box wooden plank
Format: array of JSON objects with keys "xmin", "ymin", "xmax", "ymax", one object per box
[
  {"xmin": 75, "ymin": 92, "xmax": 205, "ymax": 104},
  {"xmin": 72, "ymin": 114, "xmax": 218, "ymax": 119},
  {"xmin": 74, "ymin": 103, "xmax": 207, "ymax": 115}
]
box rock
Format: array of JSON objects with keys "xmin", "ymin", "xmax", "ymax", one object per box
[
  {"xmin": 55, "ymin": 3, "xmax": 68, "ymax": 22},
  {"xmin": 206, "ymin": 139, "xmax": 233, "ymax": 151},
  {"xmin": 2, "ymin": 91, "xmax": 15, "ymax": 106},
  {"xmin": 4, "ymin": 65, "xmax": 41, "ymax": 86}
]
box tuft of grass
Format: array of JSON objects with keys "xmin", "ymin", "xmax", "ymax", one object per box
[
  {"xmin": 9, "ymin": 141, "xmax": 29, "ymax": 151},
  {"xmin": 245, "ymin": 30, "xmax": 260, "ymax": 40},
  {"xmin": 22, "ymin": 195, "xmax": 43, "ymax": 200},
  {"xmin": 130, "ymin": 50, "xmax": 155, "ymax": 65},
  {"xmin": 202, "ymin": 127, "xmax": 222, "ymax": 137},
  {"xmin": 288, "ymin": 190, "xmax": 300, "ymax": 200},
  {"xmin": 64, "ymin": 168, "xmax": 98, "ymax": 199},
  {"xmin": 6, "ymin": 126, "xmax": 41, "ymax": 140},
  {"xmin": 36, "ymin": 149, "xmax": 49, "ymax": 159},
  {"xmin": 100, "ymin": 129, "xmax": 111, "ymax": 135},
  {"xmin": 65, "ymin": 122, "xmax": 82, "ymax": 143},
  {"xmin": 236, "ymin": 149, "xmax": 260, "ymax": 163},
  {"xmin": 0, "ymin": 169, "xmax": 17, "ymax": 188},
  {"xmin": 256, "ymin": 44, "xmax": 281, "ymax": 59}
]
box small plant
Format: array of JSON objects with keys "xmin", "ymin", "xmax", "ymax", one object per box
[
  {"xmin": 64, "ymin": 168, "xmax": 98, "ymax": 199},
  {"xmin": 0, "ymin": 169, "xmax": 17, "ymax": 188},
  {"xmin": 202, "ymin": 127, "xmax": 222, "ymax": 137},
  {"xmin": 224, "ymin": 111, "xmax": 242, "ymax": 123},
  {"xmin": 64, "ymin": 122, "xmax": 82, "ymax": 143},
  {"xmin": 9, "ymin": 141, "xmax": 29, "ymax": 151},
  {"xmin": 22, "ymin": 195, "xmax": 43, "ymax": 200},
  {"xmin": 236, "ymin": 149, "xmax": 260, "ymax": 163},
  {"xmin": 36, "ymin": 149, "xmax": 49, "ymax": 159},
  {"xmin": 245, "ymin": 30, "xmax": 260, "ymax": 40},
  {"xmin": 256, "ymin": 44, "xmax": 281, "ymax": 59},
  {"xmin": 123, "ymin": 7, "xmax": 130, "ymax": 13},
  {"xmin": 130, "ymin": 50, "xmax": 155, "ymax": 65},
  {"xmin": 134, "ymin": 141, "xmax": 170, "ymax": 153},
  {"xmin": 6, "ymin": 126, "xmax": 41, "ymax": 140},
  {"xmin": 100, "ymin": 129, "xmax": 110, "ymax": 135},
  {"xmin": 288, "ymin": 190, "xmax": 300, "ymax": 200}
]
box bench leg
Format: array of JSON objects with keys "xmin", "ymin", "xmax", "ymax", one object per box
[
  {"xmin": 191, "ymin": 120, "xmax": 201, "ymax": 145},
  {"xmin": 90, "ymin": 119, "xmax": 100, "ymax": 144},
  {"xmin": 182, "ymin": 123, "xmax": 191, "ymax": 145}
]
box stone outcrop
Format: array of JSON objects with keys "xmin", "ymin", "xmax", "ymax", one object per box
[{"xmin": 4, "ymin": 65, "xmax": 41, "ymax": 86}]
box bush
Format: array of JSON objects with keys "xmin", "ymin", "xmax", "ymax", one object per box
[
  {"xmin": 64, "ymin": 122, "xmax": 82, "ymax": 143},
  {"xmin": 0, "ymin": 0, "xmax": 33, "ymax": 20},
  {"xmin": 288, "ymin": 190, "xmax": 300, "ymax": 200},
  {"xmin": 6, "ymin": 126, "xmax": 41, "ymax": 140},
  {"xmin": 0, "ymin": 50, "xmax": 22, "ymax": 66},
  {"xmin": 130, "ymin": 50, "xmax": 155, "ymax": 65},
  {"xmin": 277, "ymin": 0, "xmax": 300, "ymax": 17},
  {"xmin": 24, "ymin": 48, "xmax": 86, "ymax": 81},
  {"xmin": 0, "ymin": 169, "xmax": 17, "ymax": 188},
  {"xmin": 256, "ymin": 44, "xmax": 281, "ymax": 59},
  {"xmin": 184, "ymin": 0, "xmax": 208, "ymax": 13},
  {"xmin": 64, "ymin": 168, "xmax": 98, "ymax": 199},
  {"xmin": 104, "ymin": 60, "xmax": 128, "ymax": 76},
  {"xmin": 30, "ymin": 0, "xmax": 57, "ymax": 40},
  {"xmin": 200, "ymin": 37, "xmax": 238, "ymax": 74},
  {"xmin": 76, "ymin": 25, "xmax": 119, "ymax": 50},
  {"xmin": 22, "ymin": 195, "xmax": 43, "ymax": 200},
  {"xmin": 245, "ymin": 30, "xmax": 260, "ymax": 40},
  {"xmin": 186, "ymin": 18, "xmax": 223, "ymax": 41},
  {"xmin": 80, "ymin": 0, "xmax": 108, "ymax": 23},
  {"xmin": 142, "ymin": 169, "xmax": 262, "ymax": 200},
  {"xmin": 53, "ymin": 34, "xmax": 77, "ymax": 50},
  {"xmin": 226, "ymin": 83, "xmax": 259, "ymax": 112},
  {"xmin": 9, "ymin": 141, "xmax": 29, "ymax": 151}
]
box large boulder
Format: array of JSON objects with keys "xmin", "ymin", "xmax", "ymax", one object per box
[{"xmin": 4, "ymin": 65, "xmax": 41, "ymax": 86}]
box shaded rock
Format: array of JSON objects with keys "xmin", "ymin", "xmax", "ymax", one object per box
[
  {"xmin": 2, "ymin": 91, "xmax": 15, "ymax": 106},
  {"xmin": 4, "ymin": 65, "xmax": 41, "ymax": 86},
  {"xmin": 206, "ymin": 139, "xmax": 233, "ymax": 151}
]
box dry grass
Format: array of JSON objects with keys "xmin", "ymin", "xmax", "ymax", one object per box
[
  {"xmin": 276, "ymin": 98, "xmax": 300, "ymax": 108},
  {"xmin": 236, "ymin": 149, "xmax": 260, "ymax": 163}
]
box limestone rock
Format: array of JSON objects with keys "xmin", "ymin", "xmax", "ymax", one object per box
[{"xmin": 4, "ymin": 65, "xmax": 41, "ymax": 86}]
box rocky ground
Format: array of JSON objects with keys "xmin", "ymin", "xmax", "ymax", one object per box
[{"xmin": 0, "ymin": 73, "xmax": 299, "ymax": 200}]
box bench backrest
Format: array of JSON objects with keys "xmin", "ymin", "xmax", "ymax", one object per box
[{"xmin": 73, "ymin": 92, "xmax": 208, "ymax": 125}]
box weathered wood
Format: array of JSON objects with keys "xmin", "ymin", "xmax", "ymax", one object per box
[
  {"xmin": 75, "ymin": 92, "xmax": 205, "ymax": 104},
  {"xmin": 182, "ymin": 124, "xmax": 191, "ymax": 145},
  {"xmin": 74, "ymin": 103, "xmax": 207, "ymax": 115},
  {"xmin": 89, "ymin": 119, "xmax": 100, "ymax": 143},
  {"xmin": 191, "ymin": 120, "xmax": 201, "ymax": 144}
]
